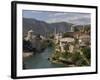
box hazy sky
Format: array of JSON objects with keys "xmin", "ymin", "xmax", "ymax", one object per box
[{"xmin": 23, "ymin": 10, "xmax": 91, "ymax": 25}]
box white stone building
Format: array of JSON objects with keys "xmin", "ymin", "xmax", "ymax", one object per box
[
  {"xmin": 59, "ymin": 37, "xmax": 75, "ymax": 53},
  {"xmin": 79, "ymin": 34, "xmax": 90, "ymax": 47}
]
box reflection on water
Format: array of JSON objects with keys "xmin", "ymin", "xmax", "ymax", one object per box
[{"xmin": 23, "ymin": 47, "xmax": 66, "ymax": 69}]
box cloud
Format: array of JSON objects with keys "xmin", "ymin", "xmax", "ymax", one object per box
[
  {"xmin": 49, "ymin": 13, "xmax": 68, "ymax": 16},
  {"xmin": 46, "ymin": 12, "xmax": 91, "ymax": 25},
  {"xmin": 31, "ymin": 11, "xmax": 47, "ymax": 14},
  {"xmin": 23, "ymin": 10, "xmax": 91, "ymax": 25}
]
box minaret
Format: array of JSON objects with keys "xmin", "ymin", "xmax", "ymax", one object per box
[
  {"xmin": 71, "ymin": 26, "xmax": 73, "ymax": 32},
  {"xmin": 83, "ymin": 25, "xmax": 85, "ymax": 33},
  {"xmin": 54, "ymin": 27, "xmax": 57, "ymax": 39},
  {"xmin": 54, "ymin": 27, "xmax": 59, "ymax": 44},
  {"xmin": 54, "ymin": 27, "xmax": 57, "ymax": 35},
  {"xmin": 71, "ymin": 25, "xmax": 75, "ymax": 32}
]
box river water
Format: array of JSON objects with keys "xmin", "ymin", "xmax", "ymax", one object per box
[{"xmin": 23, "ymin": 47, "xmax": 66, "ymax": 69}]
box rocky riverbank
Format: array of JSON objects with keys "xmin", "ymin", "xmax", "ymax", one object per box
[{"xmin": 23, "ymin": 52, "xmax": 33, "ymax": 58}]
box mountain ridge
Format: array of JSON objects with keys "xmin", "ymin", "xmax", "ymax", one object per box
[{"xmin": 23, "ymin": 18, "xmax": 90, "ymax": 37}]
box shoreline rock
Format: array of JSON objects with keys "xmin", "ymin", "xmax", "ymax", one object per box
[{"xmin": 23, "ymin": 52, "xmax": 33, "ymax": 58}]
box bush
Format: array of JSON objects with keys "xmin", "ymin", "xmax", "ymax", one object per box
[
  {"xmin": 71, "ymin": 52, "xmax": 81, "ymax": 62},
  {"xmin": 81, "ymin": 47, "xmax": 91, "ymax": 60}
]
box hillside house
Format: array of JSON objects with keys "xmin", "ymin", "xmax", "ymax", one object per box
[
  {"xmin": 59, "ymin": 38, "xmax": 75, "ymax": 53},
  {"xmin": 79, "ymin": 34, "xmax": 90, "ymax": 47}
]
